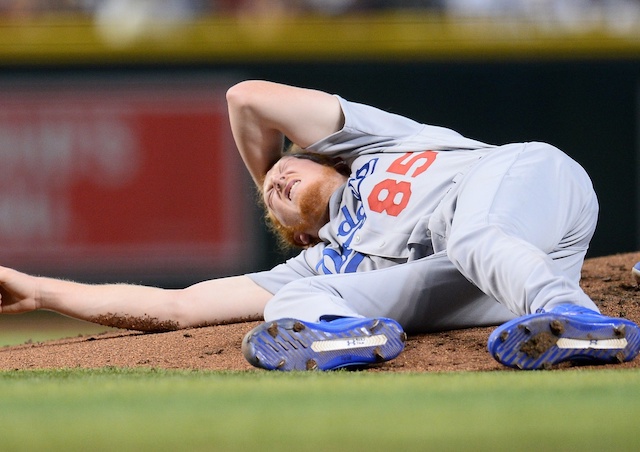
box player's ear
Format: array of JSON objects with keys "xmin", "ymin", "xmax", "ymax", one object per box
[{"xmin": 294, "ymin": 232, "xmax": 312, "ymax": 247}]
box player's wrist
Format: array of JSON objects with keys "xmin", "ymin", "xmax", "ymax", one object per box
[
  {"xmin": 32, "ymin": 276, "xmax": 51, "ymax": 311},
  {"xmin": 33, "ymin": 275, "xmax": 73, "ymax": 311}
]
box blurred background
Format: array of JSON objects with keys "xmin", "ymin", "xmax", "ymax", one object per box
[{"xmin": 0, "ymin": 0, "xmax": 639, "ymax": 293}]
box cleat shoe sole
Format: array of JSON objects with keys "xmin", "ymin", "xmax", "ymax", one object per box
[
  {"xmin": 242, "ymin": 317, "xmax": 406, "ymax": 371},
  {"xmin": 488, "ymin": 310, "xmax": 640, "ymax": 370}
]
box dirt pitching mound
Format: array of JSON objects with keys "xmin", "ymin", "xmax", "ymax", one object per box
[{"xmin": 1, "ymin": 252, "xmax": 640, "ymax": 372}]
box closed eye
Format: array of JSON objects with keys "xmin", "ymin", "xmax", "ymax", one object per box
[
  {"xmin": 265, "ymin": 186, "xmax": 274, "ymax": 209},
  {"xmin": 263, "ymin": 157, "xmax": 289, "ymax": 209}
]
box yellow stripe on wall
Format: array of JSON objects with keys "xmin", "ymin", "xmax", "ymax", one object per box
[{"xmin": 0, "ymin": 12, "xmax": 639, "ymax": 65}]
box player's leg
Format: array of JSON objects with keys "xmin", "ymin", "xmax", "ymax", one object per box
[
  {"xmin": 444, "ymin": 142, "xmax": 598, "ymax": 315},
  {"xmin": 444, "ymin": 142, "xmax": 640, "ymax": 369},
  {"xmin": 263, "ymin": 251, "xmax": 514, "ymax": 332},
  {"xmin": 242, "ymin": 252, "xmax": 516, "ymax": 370}
]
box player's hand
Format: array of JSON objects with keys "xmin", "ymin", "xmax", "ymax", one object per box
[{"xmin": 0, "ymin": 266, "xmax": 40, "ymax": 314}]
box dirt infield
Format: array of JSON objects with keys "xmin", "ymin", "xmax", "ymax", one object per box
[{"xmin": 1, "ymin": 252, "xmax": 640, "ymax": 372}]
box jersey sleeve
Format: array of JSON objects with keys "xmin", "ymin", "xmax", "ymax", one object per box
[
  {"xmin": 305, "ymin": 96, "xmax": 491, "ymax": 159},
  {"xmin": 245, "ymin": 245, "xmax": 325, "ymax": 294}
]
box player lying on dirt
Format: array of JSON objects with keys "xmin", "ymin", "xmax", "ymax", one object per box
[{"xmin": 1, "ymin": 80, "xmax": 639, "ymax": 371}]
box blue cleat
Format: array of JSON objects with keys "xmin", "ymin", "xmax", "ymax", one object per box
[
  {"xmin": 242, "ymin": 317, "xmax": 406, "ymax": 371},
  {"xmin": 632, "ymin": 261, "xmax": 640, "ymax": 284},
  {"xmin": 488, "ymin": 304, "xmax": 640, "ymax": 370}
]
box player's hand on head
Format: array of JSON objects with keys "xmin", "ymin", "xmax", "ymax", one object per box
[{"xmin": 0, "ymin": 266, "xmax": 40, "ymax": 314}]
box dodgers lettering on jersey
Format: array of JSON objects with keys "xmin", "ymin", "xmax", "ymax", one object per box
[
  {"xmin": 316, "ymin": 151, "xmax": 440, "ymax": 275},
  {"xmin": 315, "ymin": 159, "xmax": 377, "ymax": 274}
]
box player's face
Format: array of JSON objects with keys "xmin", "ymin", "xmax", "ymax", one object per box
[{"xmin": 262, "ymin": 156, "xmax": 347, "ymax": 245}]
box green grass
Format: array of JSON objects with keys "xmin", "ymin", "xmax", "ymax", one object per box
[{"xmin": 0, "ymin": 368, "xmax": 639, "ymax": 451}]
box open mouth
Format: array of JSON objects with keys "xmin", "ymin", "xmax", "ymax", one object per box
[{"xmin": 285, "ymin": 180, "xmax": 300, "ymax": 201}]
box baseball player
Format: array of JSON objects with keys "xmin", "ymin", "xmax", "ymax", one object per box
[
  {"xmin": 228, "ymin": 80, "xmax": 640, "ymax": 371},
  {"xmin": 0, "ymin": 80, "xmax": 638, "ymax": 372}
]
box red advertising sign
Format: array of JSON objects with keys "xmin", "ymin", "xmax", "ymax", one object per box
[{"xmin": 0, "ymin": 77, "xmax": 254, "ymax": 281}]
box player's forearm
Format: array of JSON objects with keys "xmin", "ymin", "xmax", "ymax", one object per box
[
  {"xmin": 226, "ymin": 80, "xmax": 344, "ymax": 186},
  {"xmin": 36, "ymin": 278, "xmax": 187, "ymax": 331},
  {"xmin": 35, "ymin": 275, "xmax": 270, "ymax": 332},
  {"xmin": 227, "ymin": 81, "xmax": 286, "ymax": 186}
]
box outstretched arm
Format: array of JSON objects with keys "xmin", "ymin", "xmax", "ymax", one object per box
[
  {"xmin": 226, "ymin": 80, "xmax": 344, "ymax": 187},
  {"xmin": 0, "ymin": 266, "xmax": 271, "ymax": 331}
]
